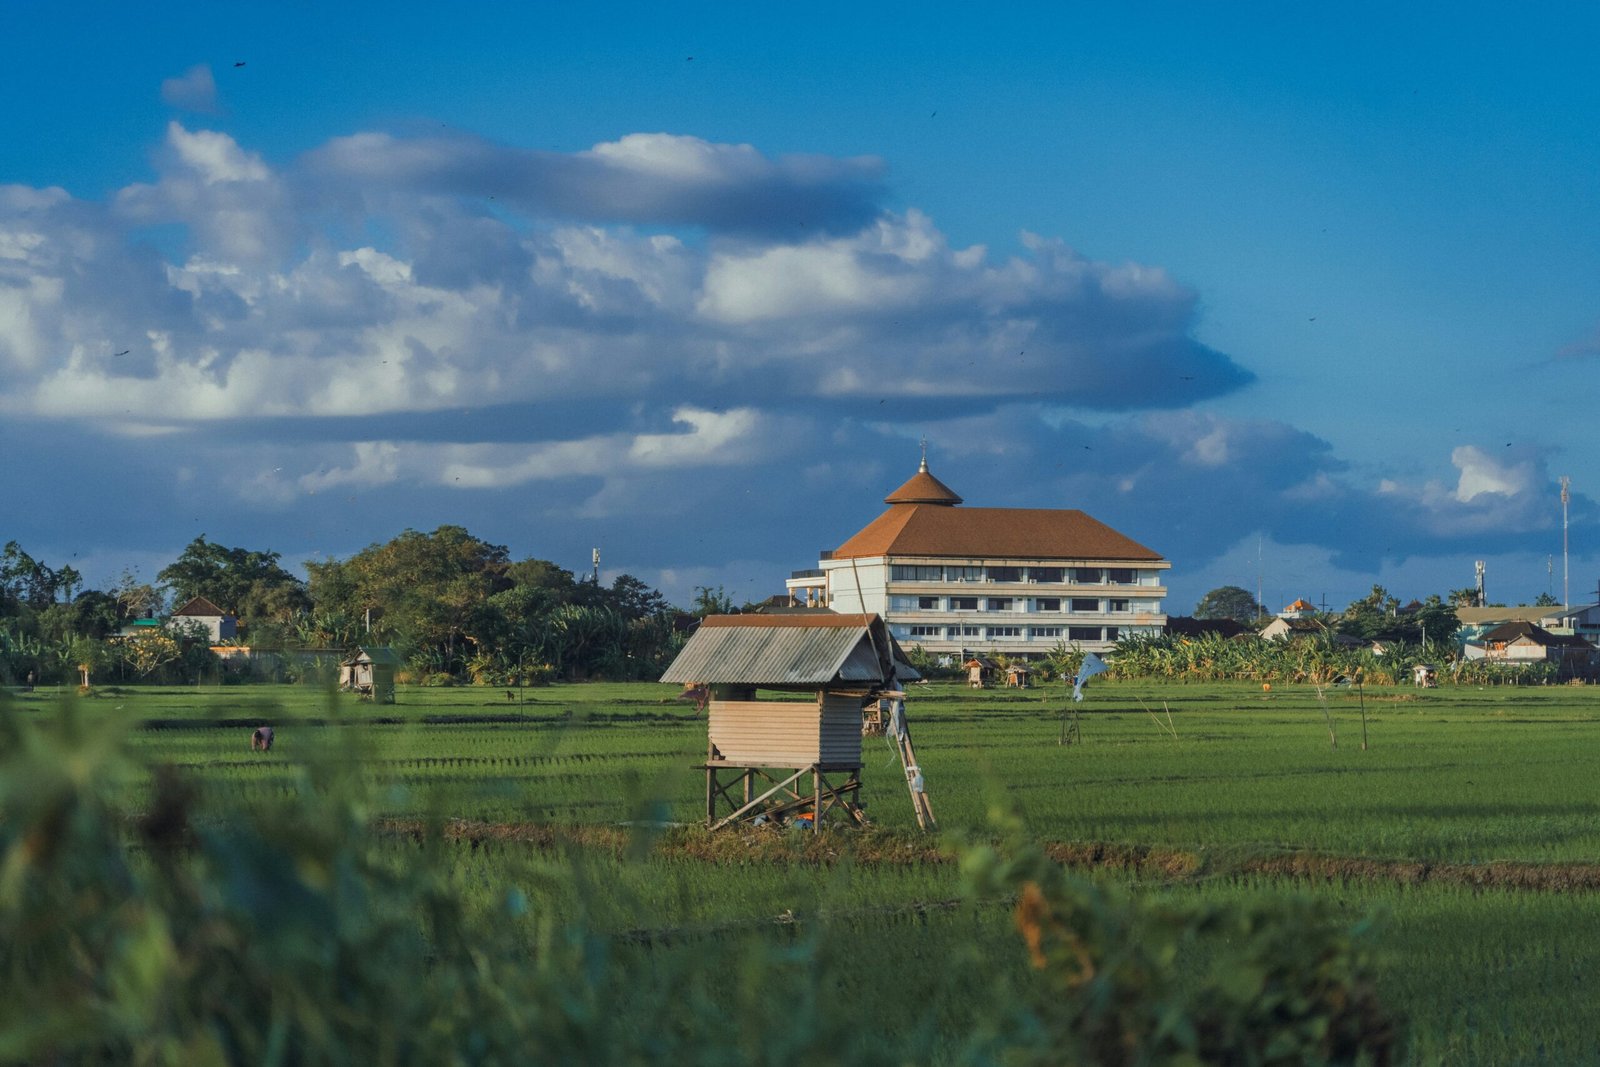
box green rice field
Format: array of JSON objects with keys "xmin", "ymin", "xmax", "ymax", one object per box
[{"xmin": 16, "ymin": 677, "xmax": 1600, "ymax": 1063}]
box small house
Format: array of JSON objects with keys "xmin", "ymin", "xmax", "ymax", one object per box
[
  {"xmin": 1005, "ymin": 663, "xmax": 1032, "ymax": 689},
  {"xmin": 340, "ymin": 646, "xmax": 401, "ymax": 703},
  {"xmin": 1462, "ymin": 622, "xmax": 1599, "ymax": 678},
  {"xmin": 661, "ymin": 613, "xmax": 931, "ymax": 831},
  {"xmin": 169, "ymin": 596, "xmax": 238, "ymax": 642}
]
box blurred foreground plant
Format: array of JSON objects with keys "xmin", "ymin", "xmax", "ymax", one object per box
[
  {"xmin": 962, "ymin": 820, "xmax": 1398, "ymax": 1066},
  {"xmin": 0, "ymin": 692, "xmax": 1399, "ymax": 1065}
]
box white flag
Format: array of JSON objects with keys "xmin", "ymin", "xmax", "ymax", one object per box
[{"xmin": 1072, "ymin": 652, "xmax": 1108, "ymax": 702}]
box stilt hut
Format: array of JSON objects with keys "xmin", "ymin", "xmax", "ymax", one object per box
[
  {"xmin": 661, "ymin": 614, "xmax": 934, "ymax": 832},
  {"xmin": 1005, "ymin": 663, "xmax": 1032, "ymax": 689},
  {"xmin": 339, "ymin": 646, "xmax": 401, "ymax": 703}
]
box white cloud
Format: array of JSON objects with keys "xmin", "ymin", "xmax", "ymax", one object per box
[
  {"xmin": 160, "ymin": 64, "xmax": 218, "ymax": 113},
  {"xmin": 299, "ymin": 442, "xmax": 402, "ymax": 492},
  {"xmin": 1450, "ymin": 444, "xmax": 1535, "ymax": 501}
]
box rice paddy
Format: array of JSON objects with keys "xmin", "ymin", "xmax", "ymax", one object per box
[{"xmin": 21, "ymin": 677, "xmax": 1600, "ymax": 1063}]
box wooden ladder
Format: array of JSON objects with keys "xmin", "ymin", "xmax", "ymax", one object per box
[{"xmin": 883, "ymin": 691, "xmax": 936, "ymax": 831}]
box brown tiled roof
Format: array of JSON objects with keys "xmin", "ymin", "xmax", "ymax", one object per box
[
  {"xmin": 884, "ymin": 466, "xmax": 963, "ymax": 505},
  {"xmin": 833, "ymin": 504, "xmax": 1163, "ymax": 561},
  {"xmin": 171, "ymin": 595, "xmax": 229, "ymax": 617},
  {"xmin": 1480, "ymin": 621, "xmax": 1594, "ymax": 648}
]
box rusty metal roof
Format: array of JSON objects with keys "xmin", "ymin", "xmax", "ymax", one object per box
[{"xmin": 661, "ymin": 614, "xmax": 917, "ymax": 686}]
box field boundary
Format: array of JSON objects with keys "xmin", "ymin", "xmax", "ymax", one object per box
[{"xmin": 380, "ymin": 818, "xmax": 1600, "ymax": 894}]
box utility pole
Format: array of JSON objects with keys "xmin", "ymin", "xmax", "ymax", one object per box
[
  {"xmin": 1256, "ymin": 536, "xmax": 1263, "ymax": 622},
  {"xmin": 1561, "ymin": 476, "xmax": 1571, "ymax": 609}
]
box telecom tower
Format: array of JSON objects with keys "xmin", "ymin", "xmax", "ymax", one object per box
[
  {"xmin": 1474, "ymin": 559, "xmax": 1486, "ymax": 608},
  {"xmin": 1561, "ymin": 476, "xmax": 1571, "ymax": 609}
]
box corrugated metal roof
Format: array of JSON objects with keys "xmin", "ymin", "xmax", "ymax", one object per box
[
  {"xmin": 661, "ymin": 623, "xmax": 882, "ymax": 685},
  {"xmin": 662, "ymin": 613, "xmax": 921, "ymax": 686}
]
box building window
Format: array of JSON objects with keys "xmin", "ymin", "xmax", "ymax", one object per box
[
  {"xmin": 986, "ymin": 598, "xmax": 1014, "ymax": 611},
  {"xmin": 891, "ymin": 564, "xmax": 944, "ymax": 582},
  {"xmin": 949, "ymin": 596, "xmax": 978, "ymax": 611},
  {"xmin": 1030, "ymin": 567, "xmax": 1064, "ymax": 583},
  {"xmin": 1108, "ymin": 598, "xmax": 1130, "ymax": 612},
  {"xmin": 1105, "ymin": 626, "xmax": 1120, "ymax": 642},
  {"xmin": 947, "ymin": 625, "xmax": 981, "ymax": 638},
  {"xmin": 1034, "ymin": 597, "xmax": 1061, "ymax": 612},
  {"xmin": 1031, "ymin": 626, "xmax": 1063, "ymax": 639},
  {"xmin": 1072, "ymin": 568, "xmax": 1102, "ymax": 584},
  {"xmin": 889, "ymin": 595, "xmax": 919, "ymax": 611},
  {"xmin": 907, "ymin": 625, "xmax": 942, "ymax": 638},
  {"xmin": 1070, "ymin": 598, "xmax": 1100, "ymax": 613},
  {"xmin": 1069, "ymin": 626, "xmax": 1102, "ymax": 642},
  {"xmin": 987, "ymin": 626, "xmax": 1022, "ymax": 638},
  {"xmin": 1107, "ymin": 568, "xmax": 1136, "ymax": 584},
  {"xmin": 947, "ymin": 565, "xmax": 984, "ymax": 582},
  {"xmin": 918, "ymin": 596, "xmax": 940, "ymax": 610},
  {"xmin": 988, "ymin": 566, "xmax": 1022, "ymax": 582}
]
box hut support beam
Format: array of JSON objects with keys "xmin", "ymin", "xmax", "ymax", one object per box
[
  {"xmin": 700, "ymin": 764, "xmax": 866, "ymax": 832},
  {"xmin": 708, "ymin": 766, "xmax": 811, "ymax": 832}
]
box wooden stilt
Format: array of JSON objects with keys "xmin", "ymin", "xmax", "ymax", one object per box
[{"xmin": 705, "ymin": 764, "xmax": 717, "ymax": 828}]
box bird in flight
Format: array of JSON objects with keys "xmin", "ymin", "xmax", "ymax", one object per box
[{"xmin": 233, "ymin": 61, "xmax": 246, "ymax": 68}]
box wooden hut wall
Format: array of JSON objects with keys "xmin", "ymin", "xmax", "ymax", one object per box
[
  {"xmin": 709, "ymin": 700, "xmax": 821, "ymax": 766},
  {"xmin": 708, "ymin": 693, "xmax": 864, "ymax": 767},
  {"xmin": 819, "ymin": 693, "xmax": 864, "ymax": 765}
]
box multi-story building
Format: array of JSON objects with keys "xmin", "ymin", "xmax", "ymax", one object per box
[{"xmin": 787, "ymin": 460, "xmax": 1168, "ymax": 657}]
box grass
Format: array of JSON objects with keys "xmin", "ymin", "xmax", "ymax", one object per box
[{"xmin": 20, "ymin": 676, "xmax": 1600, "ymax": 1061}]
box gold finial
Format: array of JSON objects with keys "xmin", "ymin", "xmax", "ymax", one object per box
[{"xmin": 919, "ymin": 437, "xmax": 928, "ymax": 472}]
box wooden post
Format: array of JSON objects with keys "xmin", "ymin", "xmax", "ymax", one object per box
[{"xmin": 812, "ymin": 766, "xmax": 822, "ymax": 833}]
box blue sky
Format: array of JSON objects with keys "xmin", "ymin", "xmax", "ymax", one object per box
[{"xmin": 3, "ymin": 2, "xmax": 1598, "ymax": 612}]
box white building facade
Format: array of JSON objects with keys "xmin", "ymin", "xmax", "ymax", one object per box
[{"xmin": 794, "ymin": 461, "xmax": 1168, "ymax": 657}]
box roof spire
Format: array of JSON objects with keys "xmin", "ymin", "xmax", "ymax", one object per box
[{"xmin": 884, "ymin": 450, "xmax": 963, "ymax": 506}]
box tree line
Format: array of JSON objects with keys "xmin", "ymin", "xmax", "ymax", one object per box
[
  {"xmin": 1193, "ymin": 583, "xmax": 1463, "ymax": 644},
  {"xmin": 0, "ymin": 529, "xmax": 711, "ymax": 687}
]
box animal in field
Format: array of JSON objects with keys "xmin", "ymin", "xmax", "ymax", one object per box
[{"xmin": 250, "ymin": 725, "xmax": 274, "ymax": 752}]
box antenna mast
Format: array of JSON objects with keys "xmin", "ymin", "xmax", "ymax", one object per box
[
  {"xmin": 1474, "ymin": 559, "xmax": 1486, "ymax": 608},
  {"xmin": 592, "ymin": 547, "xmax": 601, "ymax": 585},
  {"xmin": 1256, "ymin": 535, "xmax": 1263, "ymax": 620},
  {"xmin": 1561, "ymin": 476, "xmax": 1571, "ymax": 608}
]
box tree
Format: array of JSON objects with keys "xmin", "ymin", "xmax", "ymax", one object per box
[
  {"xmin": 1339, "ymin": 585, "xmax": 1404, "ymax": 641},
  {"xmin": 603, "ymin": 574, "xmax": 672, "ymax": 621},
  {"xmin": 1, "ymin": 541, "xmax": 70, "ymax": 612},
  {"xmin": 1193, "ymin": 586, "xmax": 1263, "ymax": 624},
  {"xmin": 1413, "ymin": 594, "xmax": 1460, "ymax": 646},
  {"xmin": 691, "ymin": 586, "xmax": 736, "ymax": 618},
  {"xmin": 158, "ymin": 536, "xmax": 310, "ymax": 625},
  {"xmin": 1534, "ymin": 592, "xmax": 1560, "ymax": 607},
  {"xmin": 307, "ymin": 526, "xmax": 513, "ymax": 675},
  {"xmin": 1448, "ymin": 587, "xmax": 1480, "ymax": 609}
]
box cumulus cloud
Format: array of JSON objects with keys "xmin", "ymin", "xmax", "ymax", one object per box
[
  {"xmin": 304, "ymin": 130, "xmax": 886, "ymax": 237},
  {"xmin": 160, "ymin": 64, "xmax": 218, "ymax": 113},
  {"xmin": 12, "ymin": 118, "xmax": 1572, "ymax": 604},
  {"xmin": 0, "ymin": 124, "xmax": 1252, "ymax": 426}
]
